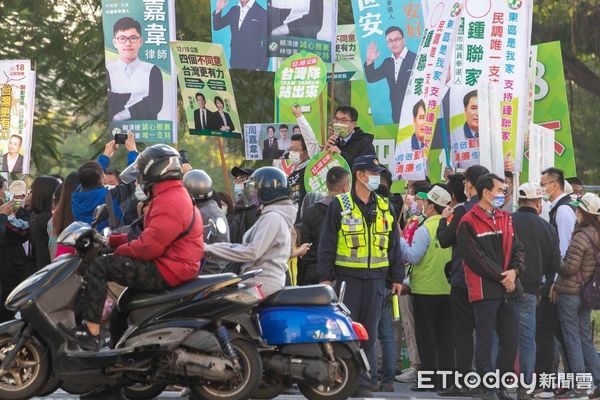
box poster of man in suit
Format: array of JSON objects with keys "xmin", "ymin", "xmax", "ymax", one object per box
[
  {"xmin": 243, "ymin": 122, "xmax": 295, "ymax": 161},
  {"xmin": 351, "ymin": 0, "xmax": 424, "ymax": 126},
  {"xmin": 211, "ymin": 0, "xmax": 271, "ymax": 71}
]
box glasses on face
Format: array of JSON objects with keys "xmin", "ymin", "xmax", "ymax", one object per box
[
  {"xmin": 115, "ymin": 35, "xmax": 141, "ymax": 44},
  {"xmin": 386, "ymin": 37, "xmax": 404, "ymax": 44}
]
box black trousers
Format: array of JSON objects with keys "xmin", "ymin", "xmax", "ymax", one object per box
[
  {"xmin": 450, "ymin": 286, "xmax": 475, "ymax": 377},
  {"xmin": 82, "ymin": 255, "xmax": 170, "ymax": 324},
  {"xmin": 472, "ymin": 298, "xmax": 519, "ymax": 386},
  {"xmin": 337, "ymin": 275, "xmax": 385, "ymax": 387},
  {"xmin": 536, "ymin": 296, "xmax": 571, "ymax": 375},
  {"xmin": 412, "ymin": 294, "xmax": 454, "ymax": 387}
]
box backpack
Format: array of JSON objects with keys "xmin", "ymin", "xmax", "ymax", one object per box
[{"xmin": 576, "ymin": 231, "xmax": 600, "ymax": 310}]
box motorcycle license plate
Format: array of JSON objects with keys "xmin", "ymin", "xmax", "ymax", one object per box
[{"xmin": 359, "ymin": 348, "xmax": 370, "ymax": 372}]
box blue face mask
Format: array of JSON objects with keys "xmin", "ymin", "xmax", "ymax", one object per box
[
  {"xmin": 365, "ymin": 175, "xmax": 380, "ymax": 192},
  {"xmin": 490, "ymin": 194, "xmax": 505, "ymax": 209}
]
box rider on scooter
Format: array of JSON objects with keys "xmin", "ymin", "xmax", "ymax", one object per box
[{"xmin": 75, "ymin": 144, "xmax": 204, "ymax": 349}]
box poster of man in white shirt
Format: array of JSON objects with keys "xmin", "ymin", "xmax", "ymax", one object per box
[{"xmin": 106, "ymin": 17, "xmax": 164, "ymax": 123}]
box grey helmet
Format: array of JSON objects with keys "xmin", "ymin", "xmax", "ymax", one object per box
[{"xmin": 183, "ymin": 169, "xmax": 213, "ymax": 200}]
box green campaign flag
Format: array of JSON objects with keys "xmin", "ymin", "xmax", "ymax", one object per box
[
  {"xmin": 327, "ymin": 24, "xmax": 363, "ymax": 82},
  {"xmin": 521, "ymin": 41, "xmax": 576, "ymax": 178},
  {"xmin": 304, "ymin": 151, "xmax": 352, "ymax": 193},
  {"xmin": 170, "ymin": 41, "xmax": 242, "ymax": 139},
  {"xmin": 274, "ymin": 52, "xmax": 327, "ymax": 107}
]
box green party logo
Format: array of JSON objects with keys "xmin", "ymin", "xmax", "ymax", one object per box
[{"xmin": 507, "ymin": 0, "xmax": 522, "ymax": 10}]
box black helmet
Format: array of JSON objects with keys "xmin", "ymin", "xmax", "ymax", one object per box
[
  {"xmin": 137, "ymin": 144, "xmax": 182, "ymax": 185},
  {"xmin": 183, "ymin": 169, "xmax": 213, "ymax": 200},
  {"xmin": 248, "ymin": 167, "xmax": 289, "ymax": 205}
]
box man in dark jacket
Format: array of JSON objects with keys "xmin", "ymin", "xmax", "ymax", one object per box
[
  {"xmin": 326, "ymin": 105, "xmax": 376, "ymax": 169},
  {"xmin": 298, "ymin": 166, "xmax": 349, "ymax": 285},
  {"xmin": 436, "ymin": 165, "xmax": 488, "ymax": 396},
  {"xmin": 512, "ymin": 182, "xmax": 561, "ymax": 398},
  {"xmin": 457, "ymin": 173, "xmax": 525, "ymax": 400},
  {"xmin": 228, "ymin": 166, "xmax": 259, "ymax": 244}
]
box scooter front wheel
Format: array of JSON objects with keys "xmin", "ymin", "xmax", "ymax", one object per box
[
  {"xmin": 191, "ymin": 338, "xmax": 262, "ymax": 400},
  {"xmin": 298, "ymin": 357, "xmax": 359, "ymax": 400},
  {"xmin": 0, "ymin": 335, "xmax": 50, "ymax": 400}
]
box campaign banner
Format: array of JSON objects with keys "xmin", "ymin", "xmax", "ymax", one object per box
[
  {"xmin": 211, "ymin": 0, "xmax": 272, "ymax": 72},
  {"xmin": 0, "ymin": 60, "xmax": 35, "ymax": 175},
  {"xmin": 351, "ymin": 0, "xmax": 424, "ymax": 125},
  {"xmin": 170, "ymin": 41, "xmax": 242, "ymax": 139},
  {"xmin": 304, "ymin": 151, "xmax": 351, "ymax": 193},
  {"xmin": 328, "ymin": 24, "xmax": 363, "ymax": 81},
  {"xmin": 102, "ymin": 0, "xmax": 177, "ymax": 143},
  {"xmin": 392, "ymin": 0, "xmax": 462, "ymax": 181},
  {"xmin": 452, "ymin": 0, "xmax": 533, "ymax": 169},
  {"xmin": 528, "ymin": 123, "xmax": 554, "ymax": 184},
  {"xmin": 447, "ymin": 85, "xmax": 480, "ymax": 170},
  {"xmin": 243, "ymin": 122, "xmax": 298, "ymax": 161},
  {"xmin": 267, "ymin": 0, "xmax": 337, "ymax": 63},
  {"xmin": 521, "ymin": 41, "xmax": 576, "ymax": 178},
  {"xmin": 274, "ymin": 52, "xmax": 327, "ymax": 107}
]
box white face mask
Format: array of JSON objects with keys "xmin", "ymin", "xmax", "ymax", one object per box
[
  {"xmin": 288, "ymin": 150, "xmax": 302, "ymax": 164},
  {"xmin": 135, "ymin": 185, "xmax": 148, "ymax": 201},
  {"xmin": 104, "ymin": 185, "xmax": 116, "ymax": 190}
]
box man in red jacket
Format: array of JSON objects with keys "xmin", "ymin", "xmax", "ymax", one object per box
[
  {"xmin": 77, "ymin": 144, "xmax": 204, "ymax": 345},
  {"xmin": 457, "ymin": 173, "xmax": 524, "ymax": 400}
]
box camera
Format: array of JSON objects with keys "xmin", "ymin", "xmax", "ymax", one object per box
[{"xmin": 114, "ymin": 133, "xmax": 127, "ymax": 145}]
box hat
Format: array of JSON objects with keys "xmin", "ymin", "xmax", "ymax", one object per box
[
  {"xmin": 578, "ymin": 193, "xmax": 600, "ymax": 216},
  {"xmin": 417, "ymin": 185, "xmax": 451, "ymax": 207},
  {"xmin": 518, "ymin": 182, "xmax": 544, "ymax": 199},
  {"xmin": 231, "ymin": 166, "xmax": 255, "ymax": 178},
  {"xmin": 352, "ymin": 155, "xmax": 386, "ymax": 173},
  {"xmin": 8, "ymin": 180, "xmax": 27, "ymax": 197}
]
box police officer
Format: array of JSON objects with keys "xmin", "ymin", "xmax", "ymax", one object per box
[
  {"xmin": 318, "ymin": 155, "xmax": 404, "ymax": 397},
  {"xmin": 183, "ymin": 169, "xmax": 230, "ymax": 275}
]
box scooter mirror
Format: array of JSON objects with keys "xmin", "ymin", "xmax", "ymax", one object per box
[
  {"xmin": 338, "ymin": 281, "xmax": 346, "ymax": 304},
  {"xmin": 92, "ymin": 204, "xmax": 109, "ymax": 227}
]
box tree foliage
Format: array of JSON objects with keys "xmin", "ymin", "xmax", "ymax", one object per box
[{"xmin": 0, "ymin": 0, "xmax": 598, "ymax": 186}]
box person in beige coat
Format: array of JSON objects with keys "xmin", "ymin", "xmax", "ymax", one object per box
[{"xmin": 555, "ymin": 193, "xmax": 600, "ymax": 399}]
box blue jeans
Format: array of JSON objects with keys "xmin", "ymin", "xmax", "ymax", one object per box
[
  {"xmin": 519, "ymin": 293, "xmax": 537, "ymax": 385},
  {"xmin": 558, "ymin": 293, "xmax": 600, "ymax": 386},
  {"xmin": 377, "ymin": 292, "xmax": 397, "ymax": 384}
]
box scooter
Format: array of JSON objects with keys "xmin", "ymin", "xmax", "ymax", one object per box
[
  {"xmin": 249, "ymin": 282, "xmax": 370, "ymax": 400},
  {"xmin": 0, "ymin": 206, "xmax": 266, "ymax": 400}
]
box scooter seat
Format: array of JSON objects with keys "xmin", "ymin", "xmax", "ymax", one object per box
[
  {"xmin": 118, "ymin": 273, "xmax": 238, "ymax": 312},
  {"xmin": 265, "ymin": 285, "xmax": 338, "ymax": 306}
]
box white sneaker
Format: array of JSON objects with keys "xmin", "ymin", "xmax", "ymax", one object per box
[{"xmin": 394, "ymin": 367, "xmax": 417, "ymax": 383}]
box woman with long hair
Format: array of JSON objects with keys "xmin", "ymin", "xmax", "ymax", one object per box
[
  {"xmin": 29, "ymin": 176, "xmax": 60, "ymax": 272},
  {"xmin": 48, "ymin": 172, "xmax": 80, "ymax": 259},
  {"xmin": 555, "ymin": 193, "xmax": 600, "ymax": 399}
]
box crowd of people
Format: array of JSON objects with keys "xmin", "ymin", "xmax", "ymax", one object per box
[{"xmin": 0, "ymin": 105, "xmax": 599, "ymax": 400}]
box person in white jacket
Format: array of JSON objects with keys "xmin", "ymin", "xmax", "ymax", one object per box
[{"xmin": 204, "ymin": 167, "xmax": 295, "ymax": 295}]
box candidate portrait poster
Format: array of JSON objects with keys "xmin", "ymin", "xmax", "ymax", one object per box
[
  {"xmin": 392, "ymin": 0, "xmax": 462, "ymax": 181},
  {"xmin": 448, "ymin": 85, "xmax": 480, "ymax": 170},
  {"xmin": 170, "ymin": 41, "xmax": 242, "ymax": 139},
  {"xmin": 244, "ymin": 122, "xmax": 297, "ymax": 161},
  {"xmin": 0, "ymin": 60, "xmax": 35, "ymax": 175},
  {"xmin": 351, "ymin": 0, "xmax": 424, "ymax": 126},
  {"xmin": 452, "ymin": 0, "xmax": 532, "ymax": 169},
  {"xmin": 102, "ymin": 0, "xmax": 177, "ymax": 143},
  {"xmin": 268, "ymin": 0, "xmax": 337, "ymax": 63},
  {"xmin": 211, "ymin": 0, "xmax": 273, "ymax": 72}
]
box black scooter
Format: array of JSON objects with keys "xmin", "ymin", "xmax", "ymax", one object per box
[{"xmin": 0, "ymin": 206, "xmax": 265, "ymax": 400}]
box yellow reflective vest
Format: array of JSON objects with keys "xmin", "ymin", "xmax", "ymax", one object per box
[{"xmin": 335, "ymin": 192, "xmax": 394, "ymax": 268}]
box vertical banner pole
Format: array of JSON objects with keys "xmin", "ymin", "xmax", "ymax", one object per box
[{"xmin": 217, "ymin": 137, "xmax": 233, "ymax": 200}]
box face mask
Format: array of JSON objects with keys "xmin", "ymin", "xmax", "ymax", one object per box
[
  {"xmin": 489, "ymin": 194, "xmax": 505, "ymax": 209},
  {"xmin": 421, "ymin": 204, "xmax": 427, "ymax": 216},
  {"xmin": 409, "ymin": 202, "xmax": 419, "ymax": 216},
  {"xmin": 135, "ymin": 185, "xmax": 148, "ymax": 201},
  {"xmin": 104, "ymin": 185, "xmax": 116, "ymax": 190},
  {"xmin": 288, "ymin": 151, "xmax": 301, "ymax": 164},
  {"xmin": 233, "ymin": 183, "xmax": 243, "ymax": 196},
  {"xmin": 363, "ymin": 175, "xmax": 380, "ymax": 192},
  {"xmin": 542, "ymin": 194, "xmax": 550, "ymax": 202}
]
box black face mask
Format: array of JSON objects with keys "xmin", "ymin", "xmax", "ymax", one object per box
[{"xmin": 375, "ymin": 184, "xmax": 390, "ymax": 198}]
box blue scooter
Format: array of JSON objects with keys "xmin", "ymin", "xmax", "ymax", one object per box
[{"xmin": 248, "ymin": 282, "xmax": 370, "ymax": 400}]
